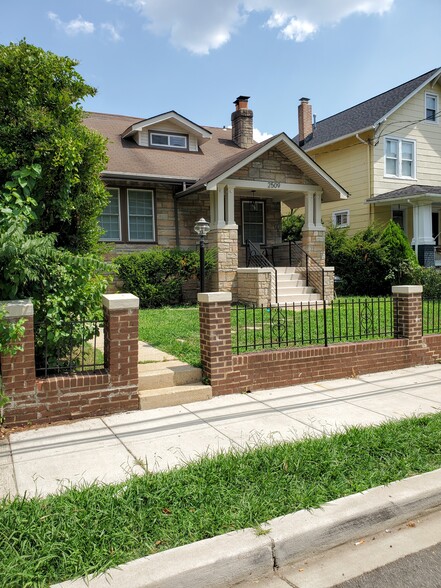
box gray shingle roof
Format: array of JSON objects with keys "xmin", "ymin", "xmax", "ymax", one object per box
[
  {"xmin": 294, "ymin": 68, "xmax": 440, "ymax": 150},
  {"xmin": 366, "ymin": 185, "xmax": 441, "ymax": 203}
]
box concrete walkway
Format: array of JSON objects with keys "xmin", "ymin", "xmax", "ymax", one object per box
[{"xmin": 1, "ymin": 364, "xmax": 441, "ymax": 499}]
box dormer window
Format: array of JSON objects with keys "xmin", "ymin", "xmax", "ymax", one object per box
[{"xmin": 149, "ymin": 131, "xmax": 188, "ymax": 150}]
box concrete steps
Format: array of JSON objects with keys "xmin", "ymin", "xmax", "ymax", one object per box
[
  {"xmin": 275, "ymin": 267, "xmax": 321, "ymax": 304},
  {"xmin": 138, "ymin": 360, "xmax": 212, "ymax": 410}
]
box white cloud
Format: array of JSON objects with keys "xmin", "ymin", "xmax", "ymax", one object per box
[
  {"xmin": 101, "ymin": 23, "xmax": 122, "ymax": 42},
  {"xmin": 48, "ymin": 12, "xmax": 95, "ymax": 36},
  {"xmin": 109, "ymin": 0, "xmax": 393, "ymax": 53},
  {"xmin": 253, "ymin": 128, "xmax": 272, "ymax": 142}
]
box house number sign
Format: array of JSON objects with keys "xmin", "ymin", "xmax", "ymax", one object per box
[{"xmin": 267, "ymin": 181, "xmax": 281, "ymax": 189}]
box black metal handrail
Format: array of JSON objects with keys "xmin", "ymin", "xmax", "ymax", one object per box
[
  {"xmin": 246, "ymin": 240, "xmax": 278, "ymax": 303},
  {"xmin": 288, "ymin": 241, "xmax": 325, "ymax": 299}
]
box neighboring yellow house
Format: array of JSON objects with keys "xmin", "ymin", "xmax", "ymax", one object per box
[{"xmin": 294, "ymin": 68, "xmax": 441, "ymax": 267}]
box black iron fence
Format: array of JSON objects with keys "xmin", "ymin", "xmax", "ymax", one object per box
[
  {"xmin": 232, "ymin": 298, "xmax": 394, "ymax": 353},
  {"xmin": 35, "ymin": 318, "xmax": 105, "ymax": 377},
  {"xmin": 422, "ymin": 298, "xmax": 441, "ymax": 334}
]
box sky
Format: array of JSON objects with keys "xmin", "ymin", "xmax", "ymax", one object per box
[{"xmin": 1, "ymin": 0, "xmax": 441, "ymax": 141}]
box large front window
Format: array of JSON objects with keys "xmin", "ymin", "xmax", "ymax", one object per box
[
  {"xmin": 242, "ymin": 200, "xmax": 265, "ymax": 244},
  {"xmin": 128, "ymin": 189, "xmax": 155, "ymax": 241},
  {"xmin": 385, "ymin": 138, "xmax": 415, "ymax": 179}
]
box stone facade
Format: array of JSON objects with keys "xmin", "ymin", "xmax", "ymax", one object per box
[
  {"xmin": 237, "ymin": 268, "xmax": 275, "ymax": 306},
  {"xmin": 231, "ymin": 148, "xmax": 311, "ymax": 185},
  {"xmin": 302, "ymin": 229, "xmax": 326, "ymax": 266},
  {"xmin": 209, "ymin": 227, "xmax": 239, "ymax": 298}
]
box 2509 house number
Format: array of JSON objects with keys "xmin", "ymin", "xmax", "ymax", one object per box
[{"xmin": 267, "ymin": 181, "xmax": 281, "ymax": 189}]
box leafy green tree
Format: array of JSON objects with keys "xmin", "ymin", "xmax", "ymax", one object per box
[
  {"xmin": 0, "ymin": 40, "xmax": 109, "ymax": 253},
  {"xmin": 282, "ymin": 210, "xmax": 304, "ymax": 242}
]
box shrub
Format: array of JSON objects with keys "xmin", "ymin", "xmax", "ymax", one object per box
[
  {"xmin": 408, "ymin": 266, "xmax": 441, "ymax": 299},
  {"xmin": 115, "ymin": 248, "xmax": 215, "ymax": 308},
  {"xmin": 282, "ymin": 210, "xmax": 304, "ymax": 242}
]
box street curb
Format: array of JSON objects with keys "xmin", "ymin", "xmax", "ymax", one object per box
[{"xmin": 52, "ymin": 468, "xmax": 441, "ymax": 588}]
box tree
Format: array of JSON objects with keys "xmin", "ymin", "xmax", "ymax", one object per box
[
  {"xmin": 0, "ymin": 40, "xmax": 109, "ymax": 253},
  {"xmin": 282, "ymin": 210, "xmax": 304, "ymax": 242}
]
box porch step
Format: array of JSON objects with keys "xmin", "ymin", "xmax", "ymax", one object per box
[
  {"xmin": 277, "ymin": 293, "xmax": 321, "ymax": 303},
  {"xmin": 138, "ymin": 360, "xmax": 212, "ymax": 409},
  {"xmin": 139, "ymin": 384, "xmax": 212, "ymax": 410},
  {"xmin": 275, "ymin": 267, "xmax": 321, "ymax": 304}
]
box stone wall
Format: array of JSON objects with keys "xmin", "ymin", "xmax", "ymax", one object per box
[{"xmin": 237, "ymin": 268, "xmax": 274, "ymax": 306}]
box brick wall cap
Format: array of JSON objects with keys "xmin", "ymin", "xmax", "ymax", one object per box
[
  {"xmin": 392, "ymin": 285, "xmax": 423, "ymax": 295},
  {"xmin": 102, "ymin": 293, "xmax": 140, "ymax": 310},
  {"xmin": 0, "ymin": 299, "xmax": 34, "ymax": 317},
  {"xmin": 198, "ymin": 292, "xmax": 232, "ymax": 303}
]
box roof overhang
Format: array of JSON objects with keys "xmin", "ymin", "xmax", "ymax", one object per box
[
  {"xmin": 303, "ymin": 126, "xmax": 374, "ymax": 152},
  {"xmin": 122, "ymin": 111, "xmax": 212, "ymax": 144},
  {"xmin": 366, "ymin": 193, "xmax": 441, "ymax": 206},
  {"xmin": 102, "ymin": 170, "xmax": 197, "ymax": 185}
]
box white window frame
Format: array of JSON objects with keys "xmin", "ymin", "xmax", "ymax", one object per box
[
  {"xmin": 99, "ymin": 188, "xmax": 121, "ymax": 241},
  {"xmin": 425, "ymin": 92, "xmax": 438, "ymax": 123},
  {"xmin": 127, "ymin": 189, "xmax": 155, "ymax": 242},
  {"xmin": 384, "ymin": 137, "xmax": 416, "ymax": 180},
  {"xmin": 149, "ymin": 131, "xmax": 188, "ymax": 150},
  {"xmin": 242, "ymin": 200, "xmax": 265, "ymax": 245},
  {"xmin": 332, "ymin": 210, "xmax": 350, "ymax": 228}
]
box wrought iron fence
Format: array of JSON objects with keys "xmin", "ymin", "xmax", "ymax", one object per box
[
  {"xmin": 35, "ymin": 318, "xmax": 105, "ymax": 376},
  {"xmin": 422, "ymin": 298, "xmax": 441, "ymax": 334},
  {"xmin": 232, "ymin": 298, "xmax": 394, "ymax": 353}
]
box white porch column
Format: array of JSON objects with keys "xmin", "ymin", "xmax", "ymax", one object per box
[
  {"xmin": 215, "ymin": 184, "xmax": 226, "ymax": 229},
  {"xmin": 313, "ymin": 192, "xmax": 324, "ymax": 229},
  {"xmin": 304, "ymin": 192, "xmax": 315, "ymax": 230},
  {"xmin": 412, "ymin": 203, "xmax": 435, "ymax": 266},
  {"xmin": 225, "ymin": 185, "xmax": 237, "ymax": 227},
  {"xmin": 302, "ymin": 190, "xmax": 326, "ymax": 267}
]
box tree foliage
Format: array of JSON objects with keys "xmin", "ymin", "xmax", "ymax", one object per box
[
  {"xmin": 282, "ymin": 210, "xmax": 304, "ymax": 242},
  {"xmin": 0, "ymin": 40, "xmax": 109, "ymax": 253}
]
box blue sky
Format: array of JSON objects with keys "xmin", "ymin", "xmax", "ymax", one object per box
[{"xmin": 1, "ymin": 0, "xmax": 441, "ymax": 140}]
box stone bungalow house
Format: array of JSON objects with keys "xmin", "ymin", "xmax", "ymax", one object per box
[
  {"xmin": 84, "ymin": 97, "xmax": 348, "ymax": 303},
  {"xmin": 294, "ymin": 68, "xmax": 441, "ymax": 267}
]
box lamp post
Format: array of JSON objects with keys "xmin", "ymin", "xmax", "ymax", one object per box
[{"xmin": 194, "ymin": 217, "xmax": 210, "ymax": 293}]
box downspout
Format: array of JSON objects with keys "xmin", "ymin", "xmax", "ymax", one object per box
[
  {"xmin": 356, "ymin": 133, "xmax": 373, "ymax": 223},
  {"xmin": 173, "ymin": 182, "xmax": 186, "ymax": 248}
]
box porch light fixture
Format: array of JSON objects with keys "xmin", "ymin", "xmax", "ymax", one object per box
[
  {"xmin": 250, "ymin": 190, "xmax": 258, "ymax": 212},
  {"xmin": 194, "ymin": 217, "xmax": 210, "ymax": 293}
]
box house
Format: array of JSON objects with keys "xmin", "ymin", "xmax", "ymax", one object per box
[
  {"xmin": 84, "ymin": 97, "xmax": 348, "ymax": 303},
  {"xmin": 294, "ymin": 68, "xmax": 441, "ymax": 267}
]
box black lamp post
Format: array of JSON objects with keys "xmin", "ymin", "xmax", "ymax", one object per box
[{"xmin": 194, "ymin": 217, "xmax": 210, "ymax": 293}]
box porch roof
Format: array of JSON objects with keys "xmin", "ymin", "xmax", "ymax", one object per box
[
  {"xmin": 366, "ymin": 185, "xmax": 441, "ymax": 204},
  {"xmin": 176, "ymin": 133, "xmax": 349, "ymax": 202}
]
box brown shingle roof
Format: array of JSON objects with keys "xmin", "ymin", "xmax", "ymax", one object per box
[
  {"xmin": 366, "ymin": 185, "xmax": 441, "ymax": 202},
  {"xmin": 83, "ymin": 111, "xmax": 245, "ymax": 182}
]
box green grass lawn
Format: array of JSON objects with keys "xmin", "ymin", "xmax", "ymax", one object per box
[{"xmin": 2, "ymin": 414, "xmax": 441, "ymax": 586}]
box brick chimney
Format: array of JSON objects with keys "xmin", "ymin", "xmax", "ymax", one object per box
[
  {"xmin": 231, "ymin": 95, "xmax": 253, "ymax": 149},
  {"xmin": 298, "ymin": 97, "xmax": 313, "ymax": 146}
]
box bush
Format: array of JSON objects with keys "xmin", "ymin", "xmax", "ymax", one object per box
[
  {"xmin": 282, "ymin": 210, "xmax": 304, "ymax": 242},
  {"xmin": 408, "ymin": 266, "xmax": 441, "ymax": 299},
  {"xmin": 326, "ymin": 221, "xmax": 418, "ymax": 296},
  {"xmin": 115, "ymin": 248, "xmax": 215, "ymax": 308}
]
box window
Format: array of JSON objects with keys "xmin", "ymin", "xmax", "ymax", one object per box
[
  {"xmin": 127, "ymin": 189, "xmax": 155, "ymax": 241},
  {"xmin": 242, "ymin": 201, "xmax": 265, "ymax": 244},
  {"xmin": 150, "ymin": 132, "xmax": 187, "ymax": 149},
  {"xmin": 425, "ymin": 93, "xmax": 438, "ymax": 122},
  {"xmin": 392, "ymin": 208, "xmax": 406, "ymax": 233},
  {"xmin": 332, "ymin": 210, "xmax": 349, "ymax": 228},
  {"xmin": 385, "ymin": 138, "xmax": 415, "ymax": 178},
  {"xmin": 99, "ymin": 188, "xmax": 121, "ymax": 240}
]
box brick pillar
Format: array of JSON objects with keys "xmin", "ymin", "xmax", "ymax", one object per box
[
  {"xmin": 198, "ymin": 292, "xmax": 235, "ymax": 395},
  {"xmin": 103, "ymin": 294, "xmax": 139, "ymax": 388},
  {"xmin": 0, "ymin": 299, "xmax": 36, "ymax": 407},
  {"xmin": 209, "ymin": 227, "xmax": 238, "ymax": 299},
  {"xmin": 392, "ymin": 285, "xmax": 423, "ymax": 343}
]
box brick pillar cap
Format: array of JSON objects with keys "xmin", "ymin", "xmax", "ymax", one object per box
[
  {"xmin": 102, "ymin": 293, "xmax": 140, "ymax": 310},
  {"xmin": 0, "ymin": 299, "xmax": 34, "ymax": 317},
  {"xmin": 198, "ymin": 292, "xmax": 232, "ymax": 303},
  {"xmin": 392, "ymin": 285, "xmax": 423, "ymax": 295}
]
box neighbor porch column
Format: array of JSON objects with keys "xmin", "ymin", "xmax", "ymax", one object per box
[
  {"xmin": 302, "ymin": 190, "xmax": 326, "ymax": 266},
  {"xmin": 208, "ymin": 185, "xmax": 239, "ymax": 298},
  {"xmin": 412, "ymin": 204, "xmax": 435, "ymax": 267}
]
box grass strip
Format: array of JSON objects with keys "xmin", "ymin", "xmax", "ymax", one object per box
[{"xmin": 2, "ymin": 413, "xmax": 441, "ymax": 586}]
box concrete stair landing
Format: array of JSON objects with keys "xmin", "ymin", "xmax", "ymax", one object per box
[
  {"xmin": 138, "ymin": 360, "xmax": 212, "ymax": 410},
  {"xmin": 276, "ymin": 267, "xmax": 321, "ymax": 304}
]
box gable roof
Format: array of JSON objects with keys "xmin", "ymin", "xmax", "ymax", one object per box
[
  {"xmin": 295, "ymin": 68, "xmax": 441, "ymax": 151},
  {"xmin": 177, "ymin": 133, "xmax": 348, "ymax": 202},
  {"xmin": 83, "ymin": 111, "xmax": 244, "ymax": 183},
  {"xmin": 121, "ymin": 110, "xmax": 212, "ymax": 144}
]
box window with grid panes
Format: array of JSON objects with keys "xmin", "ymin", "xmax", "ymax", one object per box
[
  {"xmin": 99, "ymin": 188, "xmax": 121, "ymax": 240},
  {"xmin": 127, "ymin": 189, "xmax": 155, "ymax": 241},
  {"xmin": 242, "ymin": 201, "xmax": 265, "ymax": 244}
]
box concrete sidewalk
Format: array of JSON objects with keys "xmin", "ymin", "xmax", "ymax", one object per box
[{"xmin": 1, "ymin": 363, "xmax": 441, "ymax": 499}]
